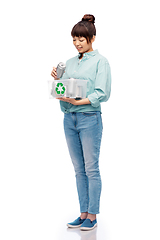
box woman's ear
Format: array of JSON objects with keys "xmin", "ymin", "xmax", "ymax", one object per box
[{"xmin": 91, "ymin": 35, "xmax": 96, "ymax": 43}]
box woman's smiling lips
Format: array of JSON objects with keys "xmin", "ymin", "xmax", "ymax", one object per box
[{"xmin": 76, "ymin": 47, "xmax": 83, "ymax": 51}]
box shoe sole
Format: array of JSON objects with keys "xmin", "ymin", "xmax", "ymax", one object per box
[
  {"xmin": 67, "ymin": 223, "xmax": 82, "ymax": 228},
  {"xmin": 80, "ymin": 223, "xmax": 97, "ymax": 231}
]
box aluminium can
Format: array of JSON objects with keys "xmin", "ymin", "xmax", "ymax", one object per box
[{"xmin": 56, "ymin": 62, "xmax": 66, "ymax": 78}]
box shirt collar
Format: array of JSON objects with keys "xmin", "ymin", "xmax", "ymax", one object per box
[{"xmin": 78, "ymin": 49, "xmax": 98, "ymax": 60}]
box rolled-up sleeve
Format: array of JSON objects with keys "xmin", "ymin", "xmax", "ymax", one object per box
[{"xmin": 88, "ymin": 59, "xmax": 111, "ymax": 108}]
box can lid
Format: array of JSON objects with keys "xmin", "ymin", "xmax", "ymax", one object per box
[{"xmin": 58, "ymin": 62, "xmax": 66, "ymax": 68}]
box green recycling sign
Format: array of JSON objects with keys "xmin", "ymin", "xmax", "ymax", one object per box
[{"xmin": 55, "ymin": 83, "xmax": 66, "ymax": 95}]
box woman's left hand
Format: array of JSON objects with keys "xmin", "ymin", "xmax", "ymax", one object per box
[{"xmin": 56, "ymin": 97, "xmax": 79, "ymax": 105}]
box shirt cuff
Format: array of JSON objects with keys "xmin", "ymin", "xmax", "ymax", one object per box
[{"xmin": 88, "ymin": 93, "xmax": 100, "ymax": 108}]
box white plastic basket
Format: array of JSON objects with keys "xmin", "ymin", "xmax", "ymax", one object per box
[{"xmin": 48, "ymin": 78, "xmax": 88, "ymax": 99}]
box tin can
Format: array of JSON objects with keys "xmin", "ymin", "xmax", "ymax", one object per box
[
  {"xmin": 67, "ymin": 78, "xmax": 76, "ymax": 98},
  {"xmin": 56, "ymin": 62, "xmax": 66, "ymax": 78}
]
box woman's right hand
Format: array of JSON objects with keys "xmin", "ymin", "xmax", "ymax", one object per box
[{"xmin": 51, "ymin": 67, "xmax": 58, "ymax": 79}]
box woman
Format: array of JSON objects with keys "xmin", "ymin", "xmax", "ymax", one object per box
[{"xmin": 51, "ymin": 14, "xmax": 111, "ymax": 231}]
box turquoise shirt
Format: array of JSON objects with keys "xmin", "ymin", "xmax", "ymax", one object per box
[{"xmin": 60, "ymin": 49, "xmax": 111, "ymax": 113}]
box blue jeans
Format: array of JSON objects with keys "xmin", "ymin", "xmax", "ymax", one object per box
[{"xmin": 63, "ymin": 112, "xmax": 103, "ymax": 214}]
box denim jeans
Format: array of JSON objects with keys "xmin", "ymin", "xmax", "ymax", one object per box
[{"xmin": 63, "ymin": 111, "xmax": 103, "ymax": 214}]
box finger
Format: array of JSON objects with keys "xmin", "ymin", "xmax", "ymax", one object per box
[{"xmin": 51, "ymin": 72, "xmax": 56, "ymax": 77}]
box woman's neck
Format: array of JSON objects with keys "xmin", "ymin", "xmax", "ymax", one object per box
[
  {"xmin": 79, "ymin": 49, "xmax": 94, "ymax": 59},
  {"xmin": 79, "ymin": 53, "xmax": 83, "ymax": 59}
]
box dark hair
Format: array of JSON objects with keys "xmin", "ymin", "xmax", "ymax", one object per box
[{"xmin": 71, "ymin": 14, "xmax": 96, "ymax": 43}]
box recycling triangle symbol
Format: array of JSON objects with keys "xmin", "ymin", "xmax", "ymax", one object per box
[{"xmin": 55, "ymin": 83, "xmax": 66, "ymax": 95}]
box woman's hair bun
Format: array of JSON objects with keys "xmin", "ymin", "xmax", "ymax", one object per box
[{"xmin": 82, "ymin": 14, "xmax": 95, "ymax": 24}]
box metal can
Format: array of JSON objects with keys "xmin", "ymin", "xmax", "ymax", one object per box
[
  {"xmin": 67, "ymin": 78, "xmax": 76, "ymax": 98},
  {"xmin": 56, "ymin": 62, "xmax": 66, "ymax": 78}
]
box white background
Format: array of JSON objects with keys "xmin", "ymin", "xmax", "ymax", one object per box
[{"xmin": 0, "ymin": 0, "xmax": 160, "ymax": 239}]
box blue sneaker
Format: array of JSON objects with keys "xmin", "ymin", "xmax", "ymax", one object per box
[
  {"xmin": 80, "ymin": 219, "xmax": 97, "ymax": 231},
  {"xmin": 67, "ymin": 217, "xmax": 86, "ymax": 228}
]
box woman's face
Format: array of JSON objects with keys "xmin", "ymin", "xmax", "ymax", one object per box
[{"xmin": 73, "ymin": 36, "xmax": 95, "ymax": 54}]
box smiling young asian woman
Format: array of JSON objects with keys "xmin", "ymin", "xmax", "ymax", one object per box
[{"xmin": 51, "ymin": 14, "xmax": 111, "ymax": 231}]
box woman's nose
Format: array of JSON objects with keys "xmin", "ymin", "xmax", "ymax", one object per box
[{"xmin": 75, "ymin": 40, "xmax": 80, "ymax": 46}]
